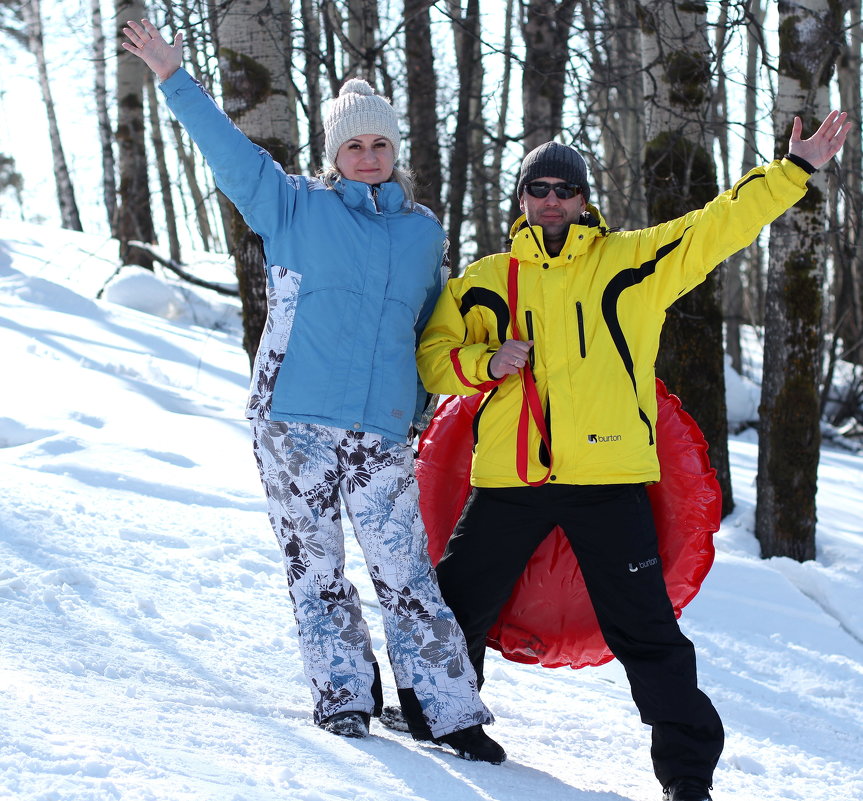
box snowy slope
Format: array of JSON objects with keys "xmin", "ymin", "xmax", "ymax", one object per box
[{"xmin": 1, "ymin": 220, "xmax": 861, "ymax": 801}]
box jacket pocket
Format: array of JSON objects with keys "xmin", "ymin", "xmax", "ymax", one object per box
[
  {"xmin": 576, "ymin": 301, "xmax": 587, "ymax": 358},
  {"xmin": 525, "ymin": 309, "xmax": 536, "ymax": 368}
]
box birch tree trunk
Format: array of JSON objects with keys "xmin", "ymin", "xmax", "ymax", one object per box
[
  {"xmin": 347, "ymin": 0, "xmax": 379, "ymax": 79},
  {"xmin": 404, "ymin": 0, "xmax": 443, "ymax": 217},
  {"xmin": 581, "ymin": 0, "xmax": 645, "ymax": 229},
  {"xmin": 756, "ymin": 0, "xmax": 844, "ymax": 561},
  {"xmin": 115, "ymin": 0, "xmax": 155, "ymax": 268},
  {"xmin": 640, "ymin": 0, "xmax": 733, "ymax": 517},
  {"xmin": 90, "ymin": 0, "xmax": 117, "ymax": 235},
  {"xmin": 22, "ymin": 0, "xmax": 82, "ymax": 232},
  {"xmin": 217, "ymin": 0, "xmax": 299, "ymax": 366}
]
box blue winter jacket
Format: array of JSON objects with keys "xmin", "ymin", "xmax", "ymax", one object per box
[{"xmin": 160, "ymin": 69, "xmax": 447, "ymax": 441}]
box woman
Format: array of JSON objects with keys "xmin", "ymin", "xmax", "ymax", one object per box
[{"xmin": 122, "ymin": 19, "xmax": 504, "ymax": 763}]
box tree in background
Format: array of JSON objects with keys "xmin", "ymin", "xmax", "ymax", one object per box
[
  {"xmin": 462, "ymin": 0, "xmax": 497, "ymax": 261},
  {"xmin": 832, "ymin": 0, "xmax": 863, "ymax": 368},
  {"xmin": 115, "ymin": 0, "xmax": 155, "ymax": 268},
  {"xmin": 722, "ymin": 0, "xmax": 767, "ymax": 375},
  {"xmin": 299, "ymin": 0, "xmax": 326, "ymax": 169},
  {"xmin": 500, "ymin": 0, "xmax": 576, "ymax": 234},
  {"xmin": 20, "ymin": 0, "xmax": 82, "ymax": 232},
  {"xmin": 90, "ymin": 0, "xmax": 117, "ymax": 236},
  {"xmin": 582, "ymin": 0, "xmax": 646, "ymax": 230},
  {"xmin": 216, "ymin": 0, "xmax": 299, "ymax": 365},
  {"xmin": 821, "ymin": 0, "xmax": 862, "ymax": 428},
  {"xmin": 145, "ymin": 70, "xmax": 181, "ymax": 262},
  {"xmin": 445, "ymin": 0, "xmax": 480, "ymax": 272},
  {"xmin": 162, "ymin": 1, "xmax": 220, "ymax": 253},
  {"xmin": 756, "ymin": 0, "xmax": 846, "ymax": 562},
  {"xmin": 480, "ymin": 0, "xmax": 515, "ymax": 254},
  {"xmin": 0, "ymin": 154, "xmax": 24, "ymax": 219},
  {"xmin": 346, "ymin": 0, "xmax": 384, "ymax": 83},
  {"xmin": 521, "ymin": 0, "xmax": 576, "ymax": 150},
  {"xmin": 404, "ymin": 0, "xmax": 443, "ymax": 217},
  {"xmin": 640, "ymin": 0, "xmax": 733, "ymax": 518}
]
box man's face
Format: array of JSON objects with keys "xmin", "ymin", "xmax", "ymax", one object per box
[{"xmin": 519, "ymin": 177, "xmax": 586, "ymax": 249}]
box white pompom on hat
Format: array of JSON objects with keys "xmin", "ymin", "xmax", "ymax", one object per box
[{"xmin": 324, "ymin": 78, "xmax": 401, "ymax": 166}]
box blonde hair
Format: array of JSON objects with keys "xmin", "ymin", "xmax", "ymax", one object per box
[{"xmin": 317, "ymin": 165, "xmax": 417, "ymax": 207}]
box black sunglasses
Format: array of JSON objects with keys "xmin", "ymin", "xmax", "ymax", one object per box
[{"xmin": 524, "ymin": 181, "xmax": 580, "ymax": 200}]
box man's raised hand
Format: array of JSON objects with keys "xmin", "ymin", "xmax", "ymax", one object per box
[{"xmin": 788, "ymin": 110, "xmax": 851, "ymax": 169}]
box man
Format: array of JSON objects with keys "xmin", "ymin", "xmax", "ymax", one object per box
[{"xmin": 414, "ymin": 112, "xmax": 849, "ymax": 800}]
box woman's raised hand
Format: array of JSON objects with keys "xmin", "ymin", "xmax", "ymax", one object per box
[{"xmin": 121, "ymin": 19, "xmax": 183, "ymax": 83}]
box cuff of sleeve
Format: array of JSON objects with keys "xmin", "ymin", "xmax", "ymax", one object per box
[
  {"xmin": 449, "ymin": 348, "xmax": 504, "ymax": 393},
  {"xmin": 482, "ymin": 352, "xmax": 499, "ymax": 381},
  {"xmin": 785, "ymin": 153, "xmax": 817, "ymax": 174},
  {"xmin": 159, "ymin": 67, "xmax": 191, "ymax": 96}
]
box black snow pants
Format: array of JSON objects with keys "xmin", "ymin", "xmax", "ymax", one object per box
[{"xmin": 435, "ymin": 482, "xmax": 724, "ymax": 787}]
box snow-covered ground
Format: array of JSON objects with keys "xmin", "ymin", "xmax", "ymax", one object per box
[{"xmin": 1, "ymin": 220, "xmax": 861, "ymax": 801}]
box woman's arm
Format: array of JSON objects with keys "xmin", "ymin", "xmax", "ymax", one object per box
[{"xmin": 121, "ymin": 18, "xmax": 299, "ymax": 244}]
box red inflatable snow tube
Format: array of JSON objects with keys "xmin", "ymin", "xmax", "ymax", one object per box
[{"xmin": 415, "ymin": 378, "xmax": 720, "ymax": 670}]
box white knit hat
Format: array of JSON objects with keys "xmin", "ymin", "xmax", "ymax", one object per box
[{"xmin": 324, "ymin": 78, "xmax": 401, "ymax": 165}]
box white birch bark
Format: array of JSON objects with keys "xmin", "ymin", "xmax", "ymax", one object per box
[
  {"xmin": 115, "ymin": 0, "xmax": 155, "ymax": 268},
  {"xmin": 639, "ymin": 0, "xmax": 733, "ymax": 516},
  {"xmin": 216, "ymin": 0, "xmax": 299, "ymax": 364},
  {"xmin": 22, "ymin": 0, "xmax": 82, "ymax": 231}
]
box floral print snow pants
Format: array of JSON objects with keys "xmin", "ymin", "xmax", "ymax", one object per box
[{"xmin": 251, "ymin": 420, "xmax": 492, "ymax": 738}]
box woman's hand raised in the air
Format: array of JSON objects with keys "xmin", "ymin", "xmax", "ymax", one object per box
[{"xmin": 121, "ymin": 19, "xmax": 183, "ymax": 83}]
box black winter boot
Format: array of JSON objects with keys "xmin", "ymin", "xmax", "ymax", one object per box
[
  {"xmin": 380, "ymin": 705, "xmax": 411, "ymax": 733},
  {"xmin": 320, "ymin": 711, "xmax": 370, "ymax": 738},
  {"xmin": 433, "ymin": 724, "xmax": 506, "ymax": 764},
  {"xmin": 663, "ymin": 777, "xmax": 713, "ymax": 801}
]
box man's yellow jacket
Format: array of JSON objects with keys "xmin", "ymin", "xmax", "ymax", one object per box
[{"xmin": 416, "ymin": 157, "xmax": 811, "ymax": 488}]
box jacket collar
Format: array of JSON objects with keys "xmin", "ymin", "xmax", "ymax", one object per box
[
  {"xmin": 335, "ymin": 177, "xmax": 405, "ymax": 214},
  {"xmin": 509, "ymin": 204, "xmax": 608, "ymax": 265}
]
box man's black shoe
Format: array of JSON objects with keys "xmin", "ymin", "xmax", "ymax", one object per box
[
  {"xmin": 433, "ymin": 724, "xmax": 506, "ymax": 764},
  {"xmin": 663, "ymin": 776, "xmax": 713, "ymax": 801},
  {"xmin": 320, "ymin": 710, "xmax": 370, "ymax": 738},
  {"xmin": 380, "ymin": 705, "xmax": 411, "ymax": 733}
]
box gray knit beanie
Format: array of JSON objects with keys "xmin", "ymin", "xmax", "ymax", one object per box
[
  {"xmin": 324, "ymin": 78, "xmax": 401, "ymax": 165},
  {"xmin": 516, "ymin": 142, "xmax": 590, "ymax": 202}
]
